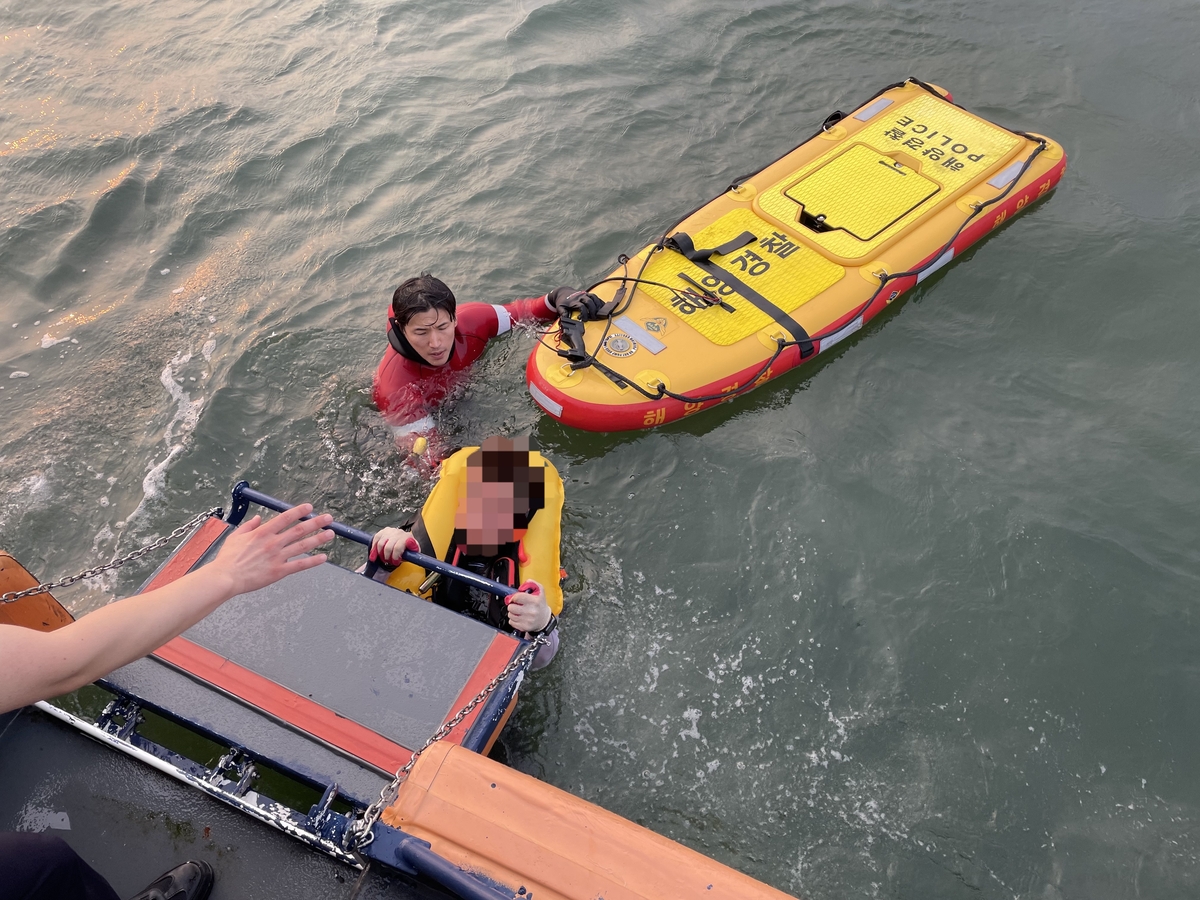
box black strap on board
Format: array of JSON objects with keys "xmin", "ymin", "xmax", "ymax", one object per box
[
  {"xmin": 663, "ymin": 232, "xmax": 815, "ymax": 357},
  {"xmin": 668, "ymin": 230, "xmax": 757, "ymax": 263}
]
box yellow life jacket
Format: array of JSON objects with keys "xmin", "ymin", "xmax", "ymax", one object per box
[{"xmin": 386, "ymin": 446, "xmax": 564, "ymax": 614}]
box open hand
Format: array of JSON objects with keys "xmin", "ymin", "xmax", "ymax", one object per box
[{"xmin": 213, "ymin": 504, "xmax": 334, "ymax": 596}]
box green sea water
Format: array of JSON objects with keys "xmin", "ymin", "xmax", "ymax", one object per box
[{"xmin": 2, "ymin": 1, "xmax": 1198, "ymax": 897}]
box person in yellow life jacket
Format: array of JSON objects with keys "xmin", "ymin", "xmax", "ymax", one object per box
[{"xmin": 370, "ymin": 435, "xmax": 564, "ymax": 669}]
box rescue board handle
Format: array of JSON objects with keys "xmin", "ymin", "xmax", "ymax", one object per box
[{"xmin": 228, "ymin": 482, "xmax": 519, "ymax": 598}]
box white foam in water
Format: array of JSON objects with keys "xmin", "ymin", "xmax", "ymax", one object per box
[
  {"xmin": 9, "ymin": 371, "xmax": 29, "ymax": 378},
  {"xmin": 120, "ymin": 349, "xmax": 206, "ymax": 527},
  {"xmin": 19, "ymin": 473, "xmax": 49, "ymax": 502},
  {"xmin": 159, "ymin": 351, "xmax": 203, "ymax": 446},
  {"xmin": 41, "ymin": 335, "xmax": 71, "ymax": 348},
  {"xmin": 92, "ymin": 523, "xmax": 114, "ymax": 551},
  {"xmin": 642, "ymin": 662, "xmax": 667, "ymax": 693},
  {"xmin": 0, "ymin": 472, "xmax": 52, "ymax": 534}
]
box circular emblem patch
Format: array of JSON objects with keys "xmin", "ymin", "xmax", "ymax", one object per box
[{"xmin": 603, "ymin": 333, "xmax": 637, "ymax": 358}]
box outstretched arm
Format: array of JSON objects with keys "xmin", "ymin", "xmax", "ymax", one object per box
[
  {"xmin": 0, "ymin": 505, "xmax": 334, "ymax": 714},
  {"xmin": 501, "ymin": 287, "xmax": 579, "ymax": 326}
]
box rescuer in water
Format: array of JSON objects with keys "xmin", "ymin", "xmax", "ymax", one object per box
[{"xmin": 373, "ymin": 274, "xmax": 580, "ymax": 457}]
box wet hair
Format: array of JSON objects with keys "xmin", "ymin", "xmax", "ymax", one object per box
[
  {"xmin": 467, "ymin": 435, "xmax": 545, "ymax": 529},
  {"xmin": 391, "ymin": 274, "xmax": 457, "ymax": 331}
]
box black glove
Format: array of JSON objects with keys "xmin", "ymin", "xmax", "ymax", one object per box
[
  {"xmin": 546, "ymin": 286, "xmax": 578, "ymax": 310},
  {"xmin": 549, "ymin": 287, "xmax": 606, "ymax": 320}
]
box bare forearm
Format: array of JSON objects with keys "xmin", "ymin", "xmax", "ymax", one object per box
[
  {"xmin": 0, "ymin": 503, "xmax": 334, "ymax": 714},
  {"xmin": 0, "ymin": 566, "xmax": 239, "ymax": 711},
  {"xmin": 53, "ymin": 567, "xmax": 237, "ymax": 685}
]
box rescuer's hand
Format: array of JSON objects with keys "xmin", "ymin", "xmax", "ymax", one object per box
[
  {"xmin": 548, "ymin": 287, "xmax": 604, "ymax": 320},
  {"xmin": 213, "ymin": 504, "xmax": 335, "ymax": 596}
]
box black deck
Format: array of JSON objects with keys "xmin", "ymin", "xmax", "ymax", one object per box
[{"xmin": 0, "ymin": 706, "xmax": 439, "ymax": 900}]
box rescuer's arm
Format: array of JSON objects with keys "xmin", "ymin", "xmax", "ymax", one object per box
[
  {"xmin": 501, "ymin": 287, "xmax": 580, "ymax": 327},
  {"xmin": 0, "ymin": 505, "xmax": 334, "ymax": 714},
  {"xmin": 374, "ymin": 348, "xmax": 445, "ymax": 462}
]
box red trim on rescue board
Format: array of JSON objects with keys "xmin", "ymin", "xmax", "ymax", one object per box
[{"xmin": 528, "ymin": 152, "xmax": 1067, "ymax": 432}]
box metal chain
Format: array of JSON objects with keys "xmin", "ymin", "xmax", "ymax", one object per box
[
  {"xmin": 346, "ymin": 632, "xmax": 548, "ymax": 852},
  {"xmin": 1, "ymin": 508, "xmax": 221, "ymax": 604}
]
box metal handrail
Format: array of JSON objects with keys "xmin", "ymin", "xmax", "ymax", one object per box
[{"xmin": 228, "ymin": 482, "xmax": 519, "ymax": 599}]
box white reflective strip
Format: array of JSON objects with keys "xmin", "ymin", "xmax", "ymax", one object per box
[
  {"xmin": 853, "ymin": 97, "xmax": 893, "ymax": 122},
  {"xmin": 391, "ymin": 415, "xmax": 434, "ymax": 437},
  {"xmin": 33, "ymin": 702, "xmax": 358, "ymax": 864},
  {"xmin": 493, "ymin": 305, "xmax": 512, "ymax": 335},
  {"xmin": 613, "ymin": 315, "xmax": 665, "ymax": 354},
  {"xmin": 987, "ymin": 159, "xmax": 1025, "ymax": 190},
  {"xmin": 917, "ymin": 248, "xmax": 954, "ymax": 283},
  {"xmin": 528, "ymin": 383, "xmax": 563, "ymax": 418},
  {"xmin": 818, "ymin": 315, "xmax": 862, "ymax": 353}
]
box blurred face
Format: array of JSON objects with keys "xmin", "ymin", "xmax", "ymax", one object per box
[
  {"xmin": 403, "ymin": 308, "xmax": 455, "ymax": 367},
  {"xmin": 456, "ymin": 469, "xmax": 519, "ymax": 555}
]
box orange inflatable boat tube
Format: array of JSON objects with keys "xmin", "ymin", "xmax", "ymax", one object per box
[
  {"xmin": 383, "ymin": 741, "xmax": 797, "ymax": 900},
  {"xmin": 0, "ymin": 551, "xmax": 73, "ymax": 631}
]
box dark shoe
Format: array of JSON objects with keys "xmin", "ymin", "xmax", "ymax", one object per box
[{"xmin": 126, "ymin": 860, "xmax": 214, "ymax": 900}]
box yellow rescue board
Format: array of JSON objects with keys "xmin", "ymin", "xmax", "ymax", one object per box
[{"xmin": 527, "ymin": 80, "xmax": 1066, "ymax": 431}]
